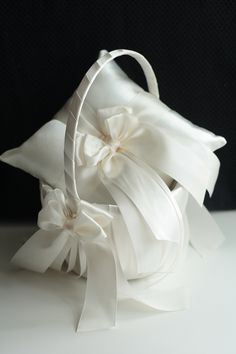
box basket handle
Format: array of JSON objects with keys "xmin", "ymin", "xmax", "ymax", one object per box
[{"xmin": 64, "ymin": 49, "xmax": 159, "ymax": 211}]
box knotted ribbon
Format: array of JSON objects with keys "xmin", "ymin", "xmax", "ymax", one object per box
[
  {"xmin": 76, "ymin": 105, "xmax": 220, "ymax": 271},
  {"xmin": 11, "ymin": 185, "xmax": 117, "ymax": 331}
]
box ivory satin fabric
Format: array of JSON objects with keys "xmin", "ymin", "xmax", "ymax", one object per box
[
  {"xmin": 0, "ymin": 50, "xmax": 226, "ymax": 331},
  {"xmin": 0, "ymin": 50, "xmax": 225, "ymax": 201}
]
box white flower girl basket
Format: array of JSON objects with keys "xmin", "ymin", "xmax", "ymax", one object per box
[{"xmin": 1, "ymin": 49, "xmax": 226, "ymax": 332}]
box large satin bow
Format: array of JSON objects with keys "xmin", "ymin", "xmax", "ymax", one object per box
[
  {"xmin": 76, "ymin": 105, "xmax": 221, "ymax": 272},
  {"xmin": 77, "ymin": 107, "xmax": 186, "ymax": 269},
  {"xmin": 11, "ymin": 185, "xmax": 117, "ymax": 331}
]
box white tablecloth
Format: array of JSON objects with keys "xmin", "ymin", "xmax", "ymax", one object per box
[{"xmin": 0, "ymin": 211, "xmax": 235, "ymax": 354}]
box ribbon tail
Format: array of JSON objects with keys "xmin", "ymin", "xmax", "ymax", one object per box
[
  {"xmin": 77, "ymin": 238, "xmax": 117, "ymax": 331},
  {"xmin": 108, "ymin": 204, "xmax": 189, "ymax": 320},
  {"xmin": 11, "ymin": 229, "xmax": 70, "ymax": 273},
  {"xmin": 113, "ymin": 231, "xmax": 189, "ymax": 313},
  {"xmin": 102, "ymin": 154, "xmax": 183, "ymax": 243},
  {"xmin": 186, "ymin": 196, "xmax": 225, "ymax": 257},
  {"xmin": 127, "ymin": 123, "xmax": 220, "ymax": 205},
  {"xmin": 100, "ymin": 154, "xmax": 184, "ymax": 274}
]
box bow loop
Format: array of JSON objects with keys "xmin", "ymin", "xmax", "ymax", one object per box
[
  {"xmin": 76, "ymin": 106, "xmax": 145, "ymax": 171},
  {"xmin": 76, "ymin": 133, "xmax": 110, "ymax": 167},
  {"xmin": 37, "ymin": 185, "xmax": 113, "ymax": 246},
  {"xmin": 101, "ymin": 107, "xmax": 140, "ymax": 143}
]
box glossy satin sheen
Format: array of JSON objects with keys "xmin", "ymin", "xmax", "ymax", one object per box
[{"xmin": 0, "ymin": 49, "xmax": 226, "ymax": 331}]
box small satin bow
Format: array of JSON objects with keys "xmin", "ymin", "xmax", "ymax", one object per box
[{"xmin": 11, "ymin": 185, "xmax": 118, "ymax": 331}]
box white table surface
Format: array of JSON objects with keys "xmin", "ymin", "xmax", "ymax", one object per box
[{"xmin": 0, "ymin": 211, "xmax": 235, "ymax": 354}]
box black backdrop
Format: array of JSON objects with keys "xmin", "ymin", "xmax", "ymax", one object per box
[{"xmin": 0, "ymin": 1, "xmax": 235, "ymax": 222}]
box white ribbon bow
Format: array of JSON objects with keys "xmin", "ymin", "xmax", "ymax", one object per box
[
  {"xmin": 11, "ymin": 185, "xmax": 117, "ymax": 331},
  {"xmin": 78, "ymin": 107, "xmax": 186, "ymax": 273},
  {"xmin": 76, "ymin": 105, "xmax": 222, "ymax": 273}
]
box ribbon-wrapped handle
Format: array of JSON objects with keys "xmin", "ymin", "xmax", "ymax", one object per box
[{"xmin": 64, "ymin": 49, "xmax": 159, "ymax": 212}]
